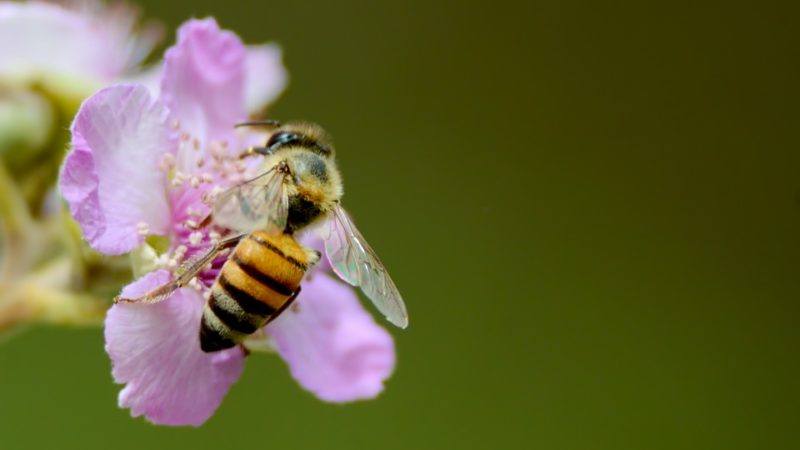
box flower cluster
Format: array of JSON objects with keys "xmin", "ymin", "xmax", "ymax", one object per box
[
  {"xmin": 1, "ymin": 0, "xmax": 164, "ymax": 335},
  {"xmin": 0, "ymin": 1, "xmax": 282, "ymax": 337},
  {"xmin": 59, "ymin": 18, "xmax": 395, "ymax": 426}
]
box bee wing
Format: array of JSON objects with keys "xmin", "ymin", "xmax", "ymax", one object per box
[
  {"xmin": 324, "ymin": 205, "xmax": 409, "ymax": 328},
  {"xmin": 213, "ymin": 168, "xmax": 288, "ymax": 234}
]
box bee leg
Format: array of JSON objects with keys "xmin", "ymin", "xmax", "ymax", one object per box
[
  {"xmin": 284, "ymin": 285, "xmax": 302, "ymax": 314},
  {"xmin": 238, "ymin": 146, "xmax": 274, "ymax": 159},
  {"xmin": 263, "ymin": 285, "xmax": 303, "ymax": 326},
  {"xmin": 114, "ymin": 234, "xmax": 245, "ymax": 304},
  {"xmin": 187, "ymin": 213, "xmax": 213, "ymax": 230},
  {"xmin": 238, "ymin": 344, "xmax": 251, "ymax": 357},
  {"xmin": 308, "ymin": 250, "xmax": 322, "ymax": 268}
]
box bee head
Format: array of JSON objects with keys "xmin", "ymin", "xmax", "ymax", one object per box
[
  {"xmin": 265, "ymin": 122, "xmax": 334, "ymax": 157},
  {"xmin": 270, "ymin": 129, "xmax": 341, "ymax": 233}
]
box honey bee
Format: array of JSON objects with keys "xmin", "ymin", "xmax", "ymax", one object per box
[{"xmin": 116, "ymin": 121, "xmax": 408, "ymax": 352}]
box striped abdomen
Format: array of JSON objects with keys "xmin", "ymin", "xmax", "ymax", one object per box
[{"xmin": 200, "ymin": 231, "xmax": 309, "ymax": 352}]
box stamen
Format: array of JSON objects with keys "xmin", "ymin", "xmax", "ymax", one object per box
[
  {"xmin": 188, "ymin": 231, "xmax": 204, "ymax": 246},
  {"xmin": 154, "ymin": 254, "xmax": 170, "ymax": 268},
  {"xmin": 159, "ymin": 153, "xmax": 175, "ymax": 172},
  {"xmin": 173, "ymin": 245, "xmax": 188, "ymax": 259},
  {"xmin": 188, "ymin": 278, "xmax": 202, "ymax": 291},
  {"xmin": 136, "ymin": 222, "xmax": 150, "ymax": 236},
  {"xmin": 171, "ymin": 171, "xmax": 187, "ymax": 187},
  {"xmin": 202, "ymin": 186, "xmax": 225, "ymax": 205}
]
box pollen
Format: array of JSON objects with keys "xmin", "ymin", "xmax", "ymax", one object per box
[
  {"xmin": 159, "ymin": 153, "xmax": 175, "ymax": 172},
  {"xmin": 173, "ymin": 245, "xmax": 188, "ymax": 259},
  {"xmin": 154, "ymin": 253, "xmax": 170, "ymax": 268},
  {"xmin": 202, "ymin": 186, "xmax": 225, "ymax": 205},
  {"xmin": 188, "ymin": 278, "xmax": 202, "ymax": 291},
  {"xmin": 171, "ymin": 171, "xmax": 188, "ymax": 187},
  {"xmin": 136, "ymin": 222, "xmax": 150, "ymax": 236},
  {"xmin": 188, "ymin": 231, "xmax": 204, "ymax": 245}
]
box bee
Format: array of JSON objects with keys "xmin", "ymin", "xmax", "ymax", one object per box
[{"xmin": 116, "ymin": 121, "xmax": 408, "ymax": 352}]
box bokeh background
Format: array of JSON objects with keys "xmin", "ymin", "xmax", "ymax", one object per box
[{"xmin": 1, "ymin": 1, "xmax": 799, "ymax": 449}]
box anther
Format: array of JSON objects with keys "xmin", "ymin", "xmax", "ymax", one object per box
[
  {"xmin": 188, "ymin": 231, "xmax": 204, "ymax": 246},
  {"xmin": 173, "ymin": 245, "xmax": 188, "ymax": 259},
  {"xmin": 136, "ymin": 222, "xmax": 150, "ymax": 236},
  {"xmin": 159, "ymin": 153, "xmax": 175, "ymax": 172}
]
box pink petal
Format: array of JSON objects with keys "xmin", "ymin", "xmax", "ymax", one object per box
[
  {"xmin": 60, "ymin": 84, "xmax": 173, "ymax": 255},
  {"xmin": 267, "ymin": 272, "xmax": 396, "ymax": 402},
  {"xmin": 106, "ymin": 270, "xmax": 245, "ymax": 427},
  {"xmin": 244, "ymin": 44, "xmax": 288, "ymax": 114},
  {"xmin": 160, "ymin": 18, "xmax": 246, "ymax": 145},
  {"xmin": 298, "ymin": 230, "xmax": 331, "ymax": 273},
  {"xmin": 0, "ymin": 2, "xmax": 155, "ymax": 81}
]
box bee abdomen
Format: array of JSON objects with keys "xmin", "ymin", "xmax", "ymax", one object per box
[{"xmin": 199, "ymin": 232, "xmax": 307, "ymax": 353}]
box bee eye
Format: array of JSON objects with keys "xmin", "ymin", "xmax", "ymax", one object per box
[{"xmin": 267, "ymin": 132, "xmax": 301, "ymax": 151}]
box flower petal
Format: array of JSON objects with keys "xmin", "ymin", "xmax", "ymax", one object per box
[
  {"xmin": 106, "ymin": 270, "xmax": 245, "ymax": 426},
  {"xmin": 267, "ymin": 272, "xmax": 396, "ymax": 402},
  {"xmin": 60, "ymin": 84, "xmax": 173, "ymax": 255},
  {"xmin": 0, "ymin": 2, "xmax": 155, "ymax": 82},
  {"xmin": 244, "ymin": 44, "xmax": 288, "ymax": 114},
  {"xmin": 160, "ymin": 18, "xmax": 246, "ymax": 145},
  {"xmin": 298, "ymin": 229, "xmax": 331, "ymax": 273}
]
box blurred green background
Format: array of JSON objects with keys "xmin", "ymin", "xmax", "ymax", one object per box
[{"xmin": 1, "ymin": 0, "xmax": 799, "ymax": 449}]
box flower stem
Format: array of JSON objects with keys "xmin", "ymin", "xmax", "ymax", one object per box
[{"xmin": 0, "ymin": 256, "xmax": 106, "ymax": 336}]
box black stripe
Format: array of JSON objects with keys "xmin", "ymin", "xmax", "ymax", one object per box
[
  {"xmin": 265, "ymin": 285, "xmax": 301, "ymax": 326},
  {"xmin": 231, "ymin": 255, "xmax": 295, "ymax": 296},
  {"xmin": 209, "ymin": 289, "xmax": 261, "ymax": 334},
  {"xmin": 199, "ymin": 316, "xmax": 238, "ymax": 353},
  {"xmin": 246, "ymin": 235, "xmax": 307, "ymax": 270},
  {"xmin": 218, "ymin": 274, "xmax": 275, "ymax": 316}
]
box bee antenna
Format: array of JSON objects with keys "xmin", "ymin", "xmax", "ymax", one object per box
[{"xmin": 235, "ymin": 120, "xmax": 282, "ymax": 130}]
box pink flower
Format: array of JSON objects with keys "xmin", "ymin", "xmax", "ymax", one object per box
[
  {"xmin": 0, "ymin": 0, "xmax": 159, "ymax": 85},
  {"xmin": 0, "ymin": 1, "xmax": 285, "ymax": 115},
  {"xmin": 58, "ymin": 18, "xmax": 395, "ymax": 427}
]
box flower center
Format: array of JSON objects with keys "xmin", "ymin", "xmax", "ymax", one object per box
[{"xmin": 145, "ymin": 121, "xmax": 265, "ymax": 295}]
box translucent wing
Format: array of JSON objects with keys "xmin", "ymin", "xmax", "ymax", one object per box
[
  {"xmin": 213, "ymin": 167, "xmax": 288, "ymax": 234},
  {"xmin": 324, "ymin": 205, "xmax": 409, "ymax": 328}
]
